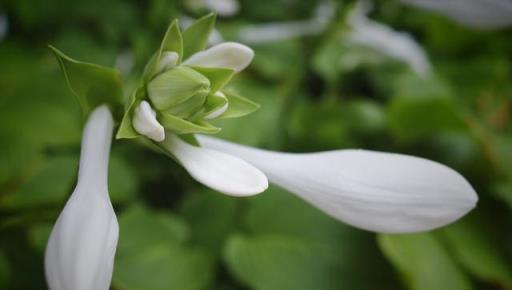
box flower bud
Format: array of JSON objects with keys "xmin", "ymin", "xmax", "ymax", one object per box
[{"xmin": 45, "ymin": 106, "xmax": 119, "ymax": 290}]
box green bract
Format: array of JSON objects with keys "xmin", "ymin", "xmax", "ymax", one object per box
[
  {"xmin": 116, "ymin": 13, "xmax": 260, "ymax": 140},
  {"xmin": 49, "ymin": 14, "xmax": 260, "ymax": 142}
]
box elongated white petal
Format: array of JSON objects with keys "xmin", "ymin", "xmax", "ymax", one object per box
[
  {"xmin": 133, "ymin": 101, "xmax": 165, "ymax": 142},
  {"xmin": 347, "ymin": 1, "xmax": 431, "ymax": 77},
  {"xmin": 161, "ymin": 134, "xmax": 268, "ymax": 196},
  {"xmin": 45, "ymin": 106, "xmax": 119, "ymax": 290},
  {"xmin": 183, "ymin": 42, "xmax": 254, "ymax": 72},
  {"xmin": 401, "ymin": 0, "xmax": 512, "ymax": 29},
  {"xmin": 197, "ymin": 136, "xmax": 478, "ymax": 233}
]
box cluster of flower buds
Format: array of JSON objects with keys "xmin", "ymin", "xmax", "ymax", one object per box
[{"xmin": 117, "ymin": 14, "xmax": 259, "ymax": 142}]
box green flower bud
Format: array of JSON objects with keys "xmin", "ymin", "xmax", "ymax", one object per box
[{"xmin": 147, "ymin": 66, "xmax": 210, "ymax": 111}]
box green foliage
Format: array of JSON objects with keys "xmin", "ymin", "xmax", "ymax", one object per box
[
  {"xmin": 378, "ymin": 233, "xmax": 473, "ymax": 290},
  {"xmin": 1, "ymin": 0, "xmax": 512, "ymax": 289}
]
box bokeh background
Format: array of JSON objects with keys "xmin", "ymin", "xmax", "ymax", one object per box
[{"xmin": 1, "ymin": 0, "xmax": 512, "ymax": 289}]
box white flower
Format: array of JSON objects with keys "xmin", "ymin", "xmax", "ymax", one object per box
[
  {"xmin": 133, "ymin": 31, "xmax": 475, "ymax": 233},
  {"xmin": 347, "ymin": 0, "xmax": 432, "ymax": 77},
  {"xmin": 196, "ymin": 135, "xmax": 478, "ymax": 234},
  {"xmin": 45, "ymin": 106, "xmax": 119, "ymax": 290},
  {"xmin": 400, "ymin": 0, "xmax": 512, "ymax": 29},
  {"xmin": 237, "ymin": 2, "xmax": 336, "ymax": 44}
]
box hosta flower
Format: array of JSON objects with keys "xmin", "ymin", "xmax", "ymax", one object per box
[
  {"xmin": 117, "ymin": 14, "xmax": 477, "ymax": 233},
  {"xmin": 346, "ymin": 0, "xmax": 431, "ymax": 76},
  {"xmin": 45, "ymin": 106, "xmax": 118, "ymax": 290},
  {"xmin": 400, "ymin": 0, "xmax": 512, "ymax": 29},
  {"xmin": 197, "ymin": 136, "xmax": 478, "ymax": 233}
]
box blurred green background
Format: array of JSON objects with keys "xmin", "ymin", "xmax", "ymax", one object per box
[{"xmin": 1, "ymin": 0, "xmax": 512, "ymax": 289}]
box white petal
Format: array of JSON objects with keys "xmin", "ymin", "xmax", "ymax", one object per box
[
  {"xmin": 161, "ymin": 134, "xmax": 268, "ymax": 196},
  {"xmin": 45, "ymin": 106, "xmax": 119, "ymax": 290},
  {"xmin": 204, "ymin": 0, "xmax": 240, "ymax": 16},
  {"xmin": 133, "ymin": 101, "xmax": 165, "ymax": 142},
  {"xmin": 155, "ymin": 51, "xmax": 179, "ymax": 74},
  {"xmin": 401, "ymin": 0, "xmax": 512, "ymax": 29},
  {"xmin": 347, "ymin": 1, "xmax": 431, "ymax": 77},
  {"xmin": 183, "ymin": 42, "xmax": 254, "ymax": 72},
  {"xmin": 197, "ymin": 135, "xmax": 478, "ymax": 233}
]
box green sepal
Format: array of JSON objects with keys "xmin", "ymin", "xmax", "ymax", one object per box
[
  {"xmin": 191, "ymin": 66, "xmax": 235, "ymax": 93},
  {"xmin": 219, "ymin": 91, "xmax": 260, "ymax": 119},
  {"xmin": 148, "ymin": 66, "xmax": 210, "ymax": 111},
  {"xmin": 160, "ymin": 113, "xmax": 220, "ymax": 134},
  {"xmin": 178, "ymin": 134, "xmax": 200, "ymax": 146},
  {"xmin": 116, "ymin": 90, "xmax": 143, "ymax": 139},
  {"xmin": 49, "ymin": 45, "xmax": 124, "ymax": 117},
  {"xmin": 182, "ymin": 13, "xmax": 216, "ymax": 60},
  {"xmin": 143, "ymin": 20, "xmax": 183, "ymax": 82},
  {"xmin": 201, "ymin": 93, "xmax": 228, "ymax": 119}
]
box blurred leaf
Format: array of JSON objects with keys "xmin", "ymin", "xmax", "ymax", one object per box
[
  {"xmin": 179, "ymin": 189, "xmax": 238, "ymax": 251},
  {"xmin": 439, "ymin": 219, "xmax": 512, "ymax": 289},
  {"xmin": 378, "ymin": 233, "xmax": 473, "ymax": 290},
  {"xmin": 108, "ymin": 153, "xmax": 139, "ymax": 203},
  {"xmin": 388, "ymin": 96, "xmax": 467, "ymax": 140},
  {"xmin": 27, "ymin": 223, "xmax": 53, "ymax": 253},
  {"xmin": 0, "ymin": 251, "xmax": 9, "ymax": 290},
  {"xmin": 224, "ymin": 234, "xmax": 345, "ymax": 290},
  {"xmin": 114, "ymin": 204, "xmax": 215, "ymax": 290},
  {"xmin": 1, "ymin": 155, "xmax": 77, "ymax": 210}
]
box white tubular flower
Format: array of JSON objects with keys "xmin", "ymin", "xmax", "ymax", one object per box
[
  {"xmin": 45, "ymin": 106, "xmax": 119, "ymax": 290},
  {"xmin": 400, "ymin": 0, "xmax": 512, "ymax": 29},
  {"xmin": 204, "ymin": 0, "xmax": 240, "ymax": 16},
  {"xmin": 161, "ymin": 134, "xmax": 268, "ymax": 196},
  {"xmin": 196, "ymin": 135, "xmax": 478, "ymax": 234},
  {"xmin": 183, "ymin": 42, "xmax": 254, "ymax": 72},
  {"xmin": 347, "ymin": 0, "xmax": 431, "ymax": 77},
  {"xmin": 133, "ymin": 101, "xmax": 166, "ymax": 142}
]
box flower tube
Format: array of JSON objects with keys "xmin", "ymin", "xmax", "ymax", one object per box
[{"xmin": 45, "ymin": 106, "xmax": 119, "ymax": 290}]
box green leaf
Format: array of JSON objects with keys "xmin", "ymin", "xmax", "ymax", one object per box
[
  {"xmin": 219, "ymin": 91, "xmax": 260, "ymax": 119},
  {"xmin": 439, "ymin": 219, "xmax": 512, "ymax": 289},
  {"xmin": 160, "ymin": 113, "xmax": 220, "ymax": 134},
  {"xmin": 143, "ymin": 20, "xmax": 183, "ymax": 82},
  {"xmin": 224, "ymin": 234, "xmax": 345, "ymax": 290},
  {"xmin": 0, "ymin": 251, "xmax": 9, "ymax": 289},
  {"xmin": 191, "ymin": 66, "xmax": 236, "ymax": 93},
  {"xmin": 179, "ymin": 189, "xmax": 238, "ymax": 251},
  {"xmin": 148, "ymin": 66, "xmax": 210, "ymax": 111},
  {"xmin": 113, "ymin": 205, "xmax": 215, "ymax": 290},
  {"xmin": 388, "ymin": 96, "xmax": 468, "ymax": 141},
  {"xmin": 49, "ymin": 45, "xmax": 124, "ymax": 117},
  {"xmin": 182, "ymin": 13, "xmax": 216, "ymax": 60},
  {"xmin": 378, "ymin": 233, "xmax": 473, "ymax": 290},
  {"xmin": 0, "ymin": 155, "xmax": 77, "ymax": 210},
  {"xmin": 108, "ymin": 153, "xmax": 139, "ymax": 203}
]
